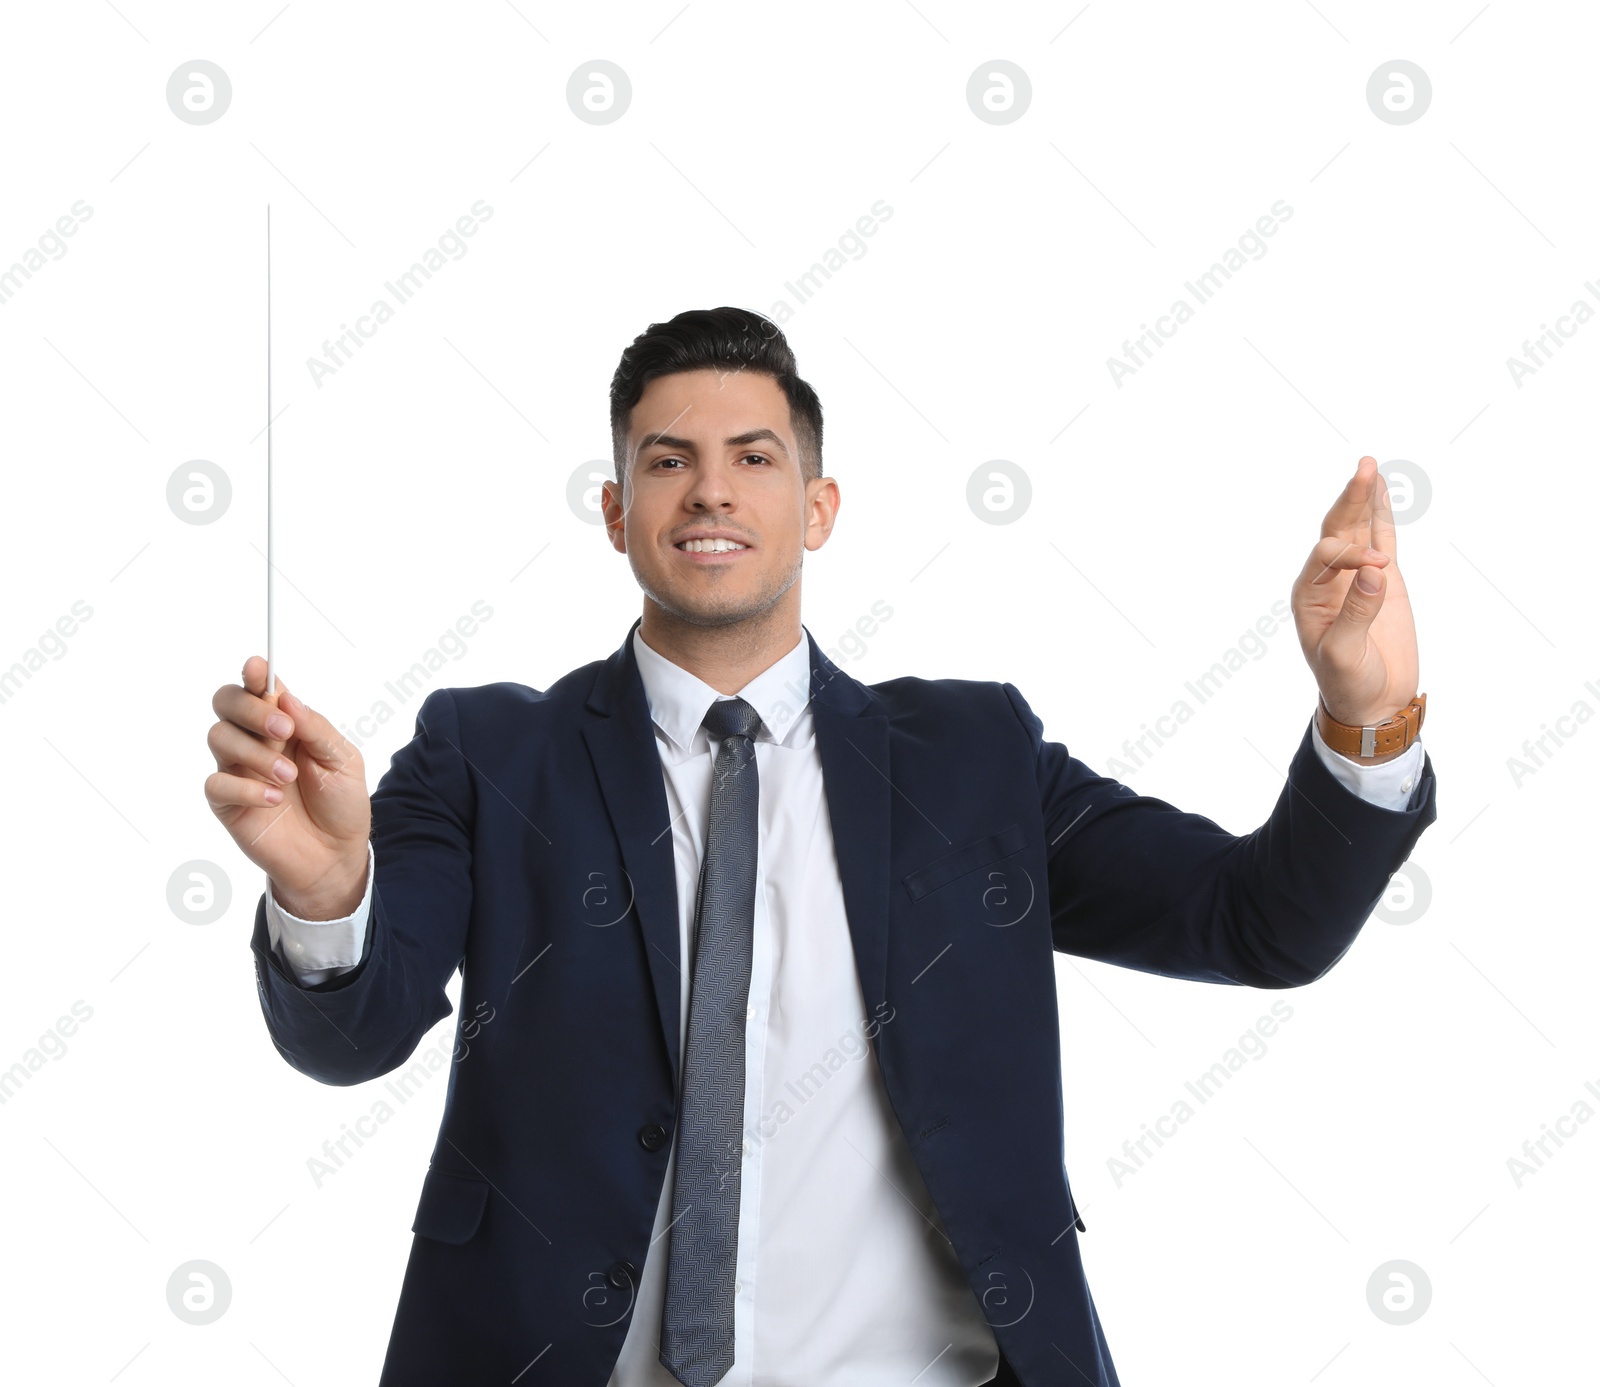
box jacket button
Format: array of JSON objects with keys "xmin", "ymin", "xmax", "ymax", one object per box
[
  {"xmin": 638, "ymin": 1123, "xmax": 668, "ymax": 1151},
  {"xmin": 607, "ymin": 1260, "xmax": 637, "ymax": 1289}
]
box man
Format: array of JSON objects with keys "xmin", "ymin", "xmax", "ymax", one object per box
[{"xmin": 206, "ymin": 307, "xmax": 1436, "ymax": 1386}]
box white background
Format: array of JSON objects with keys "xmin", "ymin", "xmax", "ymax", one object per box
[{"xmin": 0, "ymin": 1, "xmax": 1594, "ymax": 1383}]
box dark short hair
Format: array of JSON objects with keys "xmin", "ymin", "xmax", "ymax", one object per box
[{"xmin": 609, "ymin": 307, "xmax": 824, "ymax": 485}]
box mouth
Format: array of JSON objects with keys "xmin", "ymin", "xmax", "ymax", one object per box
[{"xmin": 672, "ymin": 538, "xmax": 752, "ymax": 563}]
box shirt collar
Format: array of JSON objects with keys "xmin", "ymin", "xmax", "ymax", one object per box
[{"xmin": 631, "ymin": 624, "xmax": 815, "ymax": 755}]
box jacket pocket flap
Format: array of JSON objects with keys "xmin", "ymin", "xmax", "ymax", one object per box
[
  {"xmin": 411, "ymin": 1167, "xmax": 490, "ymax": 1244},
  {"xmin": 902, "ymin": 823, "xmax": 1027, "ymax": 903}
]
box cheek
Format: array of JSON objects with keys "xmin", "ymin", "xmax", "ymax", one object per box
[{"xmin": 618, "ymin": 496, "xmax": 664, "ymax": 550}]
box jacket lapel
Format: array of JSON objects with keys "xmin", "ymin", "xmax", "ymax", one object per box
[
  {"xmin": 806, "ymin": 633, "xmax": 893, "ymax": 1031},
  {"xmin": 580, "ymin": 620, "xmax": 892, "ymax": 1086},
  {"xmin": 580, "ymin": 620, "xmax": 685, "ymax": 1081}
]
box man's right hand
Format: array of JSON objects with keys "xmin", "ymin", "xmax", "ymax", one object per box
[{"xmin": 205, "ymin": 656, "xmax": 372, "ymax": 920}]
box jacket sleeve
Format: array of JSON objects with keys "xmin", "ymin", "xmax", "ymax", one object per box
[
  {"xmin": 1003, "ymin": 683, "xmax": 1438, "ymax": 988},
  {"xmin": 248, "ymin": 687, "xmax": 476, "ymax": 1083}
]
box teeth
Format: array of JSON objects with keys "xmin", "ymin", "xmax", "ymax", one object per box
[{"xmin": 679, "ymin": 538, "xmax": 747, "ymax": 552}]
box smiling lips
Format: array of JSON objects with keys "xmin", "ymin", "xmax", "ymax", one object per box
[{"xmin": 674, "ymin": 536, "xmax": 751, "ymax": 560}]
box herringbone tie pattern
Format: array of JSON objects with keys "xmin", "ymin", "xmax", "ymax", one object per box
[{"xmin": 658, "ymin": 696, "xmax": 763, "ymax": 1387}]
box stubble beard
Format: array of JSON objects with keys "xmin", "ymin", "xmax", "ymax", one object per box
[{"xmin": 632, "ymin": 544, "xmax": 804, "ymax": 632}]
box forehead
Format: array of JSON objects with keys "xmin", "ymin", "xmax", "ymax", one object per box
[{"xmin": 629, "ymin": 368, "xmax": 791, "ymax": 438}]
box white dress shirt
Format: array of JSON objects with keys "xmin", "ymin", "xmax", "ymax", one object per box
[{"xmin": 263, "ymin": 631, "xmax": 1425, "ymax": 1384}]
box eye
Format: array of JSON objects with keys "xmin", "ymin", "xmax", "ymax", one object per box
[
  {"xmin": 651, "ymin": 457, "xmax": 685, "ymax": 470},
  {"xmin": 741, "ymin": 453, "xmax": 771, "ymax": 466}
]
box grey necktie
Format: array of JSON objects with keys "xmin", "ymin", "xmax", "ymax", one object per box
[{"xmin": 659, "ymin": 696, "xmax": 763, "ymax": 1387}]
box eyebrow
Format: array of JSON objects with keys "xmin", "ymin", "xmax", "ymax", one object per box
[{"xmin": 638, "ymin": 427, "xmax": 790, "ymax": 457}]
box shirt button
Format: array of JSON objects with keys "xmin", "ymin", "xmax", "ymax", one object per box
[
  {"xmin": 290, "ymin": 940, "xmax": 303, "ymax": 952},
  {"xmin": 742, "ymin": 1138, "xmax": 753, "ymax": 1156},
  {"xmin": 734, "ymin": 1279, "xmax": 743, "ymax": 1295},
  {"xmin": 745, "ymin": 1003, "xmax": 756, "ymax": 1021},
  {"xmin": 1400, "ymin": 777, "xmax": 1414, "ymax": 792}
]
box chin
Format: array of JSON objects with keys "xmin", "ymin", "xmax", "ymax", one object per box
[
  {"xmin": 638, "ymin": 577, "xmax": 787, "ymax": 631},
  {"xmin": 661, "ymin": 595, "xmax": 765, "ymax": 629},
  {"xmin": 632, "ymin": 550, "xmax": 801, "ymax": 630}
]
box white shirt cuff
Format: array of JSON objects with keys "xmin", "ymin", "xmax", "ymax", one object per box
[
  {"xmin": 1310, "ymin": 717, "xmax": 1425, "ymax": 809},
  {"xmin": 263, "ymin": 841, "xmax": 375, "ymax": 987}
]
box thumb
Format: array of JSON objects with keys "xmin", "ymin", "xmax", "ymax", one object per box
[
  {"xmin": 280, "ymin": 687, "xmax": 353, "ymax": 771},
  {"xmin": 1326, "ymin": 564, "xmax": 1385, "ymax": 658}
]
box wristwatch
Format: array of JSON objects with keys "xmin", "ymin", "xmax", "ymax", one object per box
[{"xmin": 1315, "ymin": 691, "xmax": 1426, "ymax": 764}]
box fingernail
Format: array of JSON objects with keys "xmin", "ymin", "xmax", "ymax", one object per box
[
  {"xmin": 273, "ymin": 757, "xmax": 296, "ymax": 782},
  {"xmin": 264, "ymin": 786, "xmax": 284, "ymax": 804},
  {"xmin": 268, "ymin": 714, "xmax": 293, "ymax": 738},
  {"xmin": 1357, "ymin": 568, "xmax": 1381, "ymax": 593}
]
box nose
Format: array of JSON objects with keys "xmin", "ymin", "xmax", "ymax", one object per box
[{"xmin": 684, "ymin": 463, "xmax": 737, "ymax": 511}]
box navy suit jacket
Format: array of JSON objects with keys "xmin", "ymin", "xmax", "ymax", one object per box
[{"xmin": 250, "ymin": 618, "xmax": 1438, "ymax": 1386}]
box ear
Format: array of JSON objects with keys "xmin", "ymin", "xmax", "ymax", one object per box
[
  {"xmin": 804, "ymin": 477, "xmax": 840, "ymax": 552},
  {"xmin": 601, "ymin": 479, "xmax": 628, "ymax": 553}
]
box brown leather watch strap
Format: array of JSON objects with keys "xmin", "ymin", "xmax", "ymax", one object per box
[{"xmin": 1315, "ymin": 691, "xmax": 1426, "ymax": 763}]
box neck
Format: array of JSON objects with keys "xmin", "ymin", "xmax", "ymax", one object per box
[{"xmin": 637, "ymin": 592, "xmax": 803, "ymax": 694}]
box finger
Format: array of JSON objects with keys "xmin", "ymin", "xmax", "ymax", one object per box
[
  {"xmin": 1298, "ymin": 534, "xmax": 1390, "ymax": 588},
  {"xmin": 1320, "ymin": 456, "xmax": 1380, "ymax": 544},
  {"xmin": 207, "ymin": 720, "xmax": 300, "ymax": 783},
  {"xmin": 213, "ymin": 679, "xmax": 296, "ymax": 746},
  {"xmin": 241, "ymin": 657, "xmax": 298, "ymax": 729},
  {"xmin": 242, "ymin": 655, "xmax": 269, "ymax": 696},
  {"xmin": 277, "ymin": 688, "xmax": 354, "ymax": 771},
  {"xmin": 1370, "ymin": 468, "xmax": 1397, "ymax": 562},
  {"xmin": 204, "ymin": 769, "xmax": 285, "ymax": 812}
]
